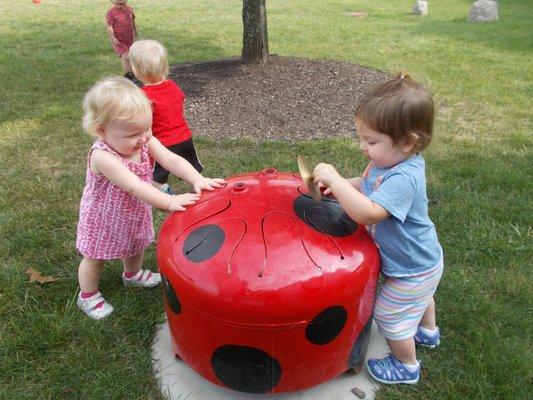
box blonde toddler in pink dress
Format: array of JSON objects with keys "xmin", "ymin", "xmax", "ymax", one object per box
[
  {"xmin": 77, "ymin": 76, "xmax": 225, "ymax": 320},
  {"xmin": 77, "ymin": 140, "xmax": 154, "ymax": 259}
]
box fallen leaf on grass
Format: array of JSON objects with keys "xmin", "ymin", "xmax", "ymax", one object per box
[
  {"xmin": 26, "ymin": 267, "xmax": 58, "ymax": 284},
  {"xmin": 345, "ymin": 11, "xmax": 367, "ymax": 18}
]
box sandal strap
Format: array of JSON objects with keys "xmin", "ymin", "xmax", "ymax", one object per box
[
  {"xmin": 140, "ymin": 269, "xmax": 153, "ymax": 281},
  {"xmin": 81, "ymin": 291, "xmax": 106, "ymax": 309},
  {"xmin": 129, "ymin": 269, "xmax": 152, "ymax": 282}
]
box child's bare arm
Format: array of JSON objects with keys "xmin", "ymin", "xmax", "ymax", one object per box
[
  {"xmin": 105, "ymin": 24, "xmax": 119, "ymax": 44},
  {"xmin": 147, "ymin": 138, "xmax": 225, "ymax": 193},
  {"xmin": 323, "ymin": 176, "xmax": 361, "ymax": 195},
  {"xmin": 92, "ymin": 149, "xmax": 199, "ymax": 211},
  {"xmin": 347, "ymin": 177, "xmax": 362, "ymax": 191},
  {"xmin": 314, "ymin": 163, "xmax": 389, "ymax": 225}
]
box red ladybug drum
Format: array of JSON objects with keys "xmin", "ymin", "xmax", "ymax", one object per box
[{"xmin": 157, "ymin": 168, "xmax": 380, "ymax": 393}]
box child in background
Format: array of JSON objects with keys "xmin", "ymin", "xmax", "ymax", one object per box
[
  {"xmin": 129, "ymin": 39, "xmax": 203, "ymax": 194},
  {"xmin": 76, "ymin": 76, "xmax": 224, "ymax": 320},
  {"xmin": 313, "ymin": 74, "xmax": 443, "ymax": 384},
  {"xmin": 105, "ymin": 0, "xmax": 137, "ymax": 81}
]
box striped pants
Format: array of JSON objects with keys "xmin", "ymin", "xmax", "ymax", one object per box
[{"xmin": 374, "ymin": 260, "xmax": 444, "ymax": 341}]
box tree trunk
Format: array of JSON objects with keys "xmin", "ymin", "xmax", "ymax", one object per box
[{"xmin": 242, "ymin": 0, "xmax": 268, "ymax": 64}]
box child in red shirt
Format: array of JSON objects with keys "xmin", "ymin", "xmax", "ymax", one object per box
[
  {"xmin": 105, "ymin": 0, "xmax": 137, "ymax": 81},
  {"xmin": 129, "ymin": 39, "xmax": 204, "ymax": 194}
]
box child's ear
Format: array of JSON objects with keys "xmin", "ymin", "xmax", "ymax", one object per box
[
  {"xmin": 401, "ymin": 133, "xmax": 419, "ymax": 153},
  {"xmin": 96, "ymin": 125, "xmax": 106, "ymax": 138}
]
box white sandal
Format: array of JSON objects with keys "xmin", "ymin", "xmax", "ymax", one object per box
[
  {"xmin": 77, "ymin": 291, "xmax": 114, "ymax": 320},
  {"xmin": 122, "ymin": 269, "xmax": 161, "ymax": 288}
]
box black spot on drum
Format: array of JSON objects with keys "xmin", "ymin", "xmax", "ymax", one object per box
[
  {"xmin": 183, "ymin": 224, "xmax": 225, "ymax": 263},
  {"xmin": 293, "ymin": 195, "xmax": 357, "ymax": 236},
  {"xmin": 211, "ymin": 345, "xmax": 282, "ymax": 393},
  {"xmin": 305, "ymin": 305, "xmax": 348, "ymax": 345}
]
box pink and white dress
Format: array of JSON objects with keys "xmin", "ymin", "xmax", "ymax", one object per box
[{"xmin": 76, "ymin": 140, "xmax": 154, "ymax": 260}]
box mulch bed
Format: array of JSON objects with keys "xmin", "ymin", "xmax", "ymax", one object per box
[{"xmin": 169, "ymin": 55, "xmax": 391, "ymax": 141}]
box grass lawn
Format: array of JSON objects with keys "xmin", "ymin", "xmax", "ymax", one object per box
[{"xmin": 0, "ymin": 0, "xmax": 531, "ymax": 399}]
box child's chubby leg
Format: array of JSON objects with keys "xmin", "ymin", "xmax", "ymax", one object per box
[
  {"xmin": 152, "ymin": 181, "xmax": 165, "ymax": 190},
  {"xmin": 366, "ymin": 276, "xmax": 423, "ymax": 384},
  {"xmin": 78, "ymin": 257, "xmax": 104, "ymax": 293},
  {"xmin": 122, "ymin": 252, "xmax": 161, "ymax": 288},
  {"xmin": 414, "ymin": 296, "xmax": 441, "ymax": 348},
  {"xmin": 77, "ymin": 257, "xmax": 114, "ymax": 320},
  {"xmin": 122, "ymin": 252, "xmax": 143, "ymax": 275},
  {"xmin": 121, "ymin": 52, "xmax": 132, "ymax": 73},
  {"xmin": 387, "ymin": 337, "xmax": 417, "ymax": 365},
  {"xmin": 420, "ymin": 296, "xmax": 436, "ymax": 330},
  {"xmin": 152, "ymin": 181, "xmax": 174, "ymax": 195},
  {"xmin": 152, "ymin": 162, "xmax": 174, "ymax": 194}
]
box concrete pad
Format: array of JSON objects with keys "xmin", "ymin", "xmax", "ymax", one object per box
[{"xmin": 152, "ymin": 319, "xmax": 389, "ymax": 400}]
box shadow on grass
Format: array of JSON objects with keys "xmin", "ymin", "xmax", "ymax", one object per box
[{"xmin": 170, "ymin": 57, "xmax": 246, "ymax": 100}]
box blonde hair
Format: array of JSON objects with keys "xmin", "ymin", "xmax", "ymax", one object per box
[
  {"xmin": 355, "ymin": 73, "xmax": 435, "ymax": 151},
  {"xmin": 129, "ymin": 40, "xmax": 169, "ymax": 84},
  {"xmin": 82, "ymin": 76, "xmax": 152, "ymax": 137}
]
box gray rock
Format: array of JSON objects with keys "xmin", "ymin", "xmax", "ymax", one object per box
[
  {"xmin": 468, "ymin": 0, "xmax": 499, "ymax": 22},
  {"xmin": 413, "ymin": 1, "xmax": 428, "ymax": 16},
  {"xmin": 351, "ymin": 386, "xmax": 367, "ymax": 399}
]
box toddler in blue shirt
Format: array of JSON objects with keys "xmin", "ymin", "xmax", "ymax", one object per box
[{"xmin": 314, "ymin": 74, "xmax": 443, "ymax": 384}]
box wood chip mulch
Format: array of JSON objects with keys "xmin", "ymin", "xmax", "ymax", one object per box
[{"xmin": 170, "ymin": 55, "xmax": 390, "ymax": 141}]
